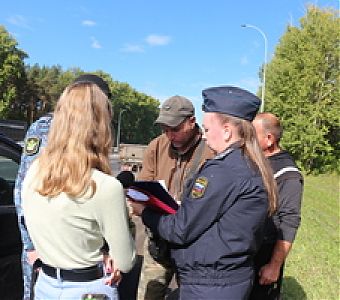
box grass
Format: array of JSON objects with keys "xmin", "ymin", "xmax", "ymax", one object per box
[{"xmin": 282, "ymin": 174, "xmax": 339, "ymax": 300}]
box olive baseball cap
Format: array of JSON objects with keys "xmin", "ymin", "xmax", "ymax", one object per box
[{"xmin": 155, "ymin": 96, "xmax": 195, "ymax": 127}]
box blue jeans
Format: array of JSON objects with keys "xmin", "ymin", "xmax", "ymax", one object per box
[{"xmin": 34, "ymin": 270, "xmax": 118, "ymax": 300}]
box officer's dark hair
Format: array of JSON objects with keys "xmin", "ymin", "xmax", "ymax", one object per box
[
  {"xmin": 216, "ymin": 113, "xmax": 277, "ymax": 215},
  {"xmin": 73, "ymin": 74, "xmax": 112, "ymax": 98}
]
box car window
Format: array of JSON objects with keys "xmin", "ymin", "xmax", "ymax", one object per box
[
  {"xmin": 0, "ymin": 155, "xmax": 19, "ymax": 182},
  {"xmin": 0, "ymin": 154, "xmax": 18, "ymax": 208},
  {"xmin": 0, "ymin": 139, "xmax": 23, "ymax": 290}
]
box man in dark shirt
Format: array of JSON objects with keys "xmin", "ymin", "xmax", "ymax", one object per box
[{"xmin": 250, "ymin": 112, "xmax": 304, "ymax": 300}]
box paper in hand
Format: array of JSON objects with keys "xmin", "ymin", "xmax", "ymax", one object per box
[{"xmin": 126, "ymin": 189, "xmax": 149, "ymax": 202}]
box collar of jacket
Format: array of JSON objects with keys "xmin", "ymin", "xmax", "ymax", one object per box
[{"xmin": 214, "ymin": 141, "xmax": 241, "ymax": 160}]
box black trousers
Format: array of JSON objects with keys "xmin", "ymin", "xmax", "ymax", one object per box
[
  {"xmin": 0, "ymin": 254, "xmax": 24, "ymax": 300},
  {"xmin": 249, "ymin": 243, "xmax": 283, "ymax": 300}
]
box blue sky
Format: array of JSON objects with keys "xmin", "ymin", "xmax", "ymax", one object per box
[{"xmin": 0, "ymin": 0, "xmax": 337, "ymax": 123}]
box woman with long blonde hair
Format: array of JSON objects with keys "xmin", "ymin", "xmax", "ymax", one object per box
[{"xmin": 22, "ymin": 78, "xmax": 135, "ymax": 299}]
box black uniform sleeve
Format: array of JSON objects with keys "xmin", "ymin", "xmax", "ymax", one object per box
[
  {"xmin": 141, "ymin": 207, "xmax": 162, "ymax": 234},
  {"xmin": 273, "ymin": 178, "xmax": 303, "ymax": 242}
]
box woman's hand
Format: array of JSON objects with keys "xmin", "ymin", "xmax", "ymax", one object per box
[
  {"xmin": 103, "ymin": 254, "xmax": 122, "ymax": 285},
  {"xmin": 128, "ymin": 200, "xmax": 146, "ymax": 216},
  {"xmin": 27, "ymin": 250, "xmax": 40, "ymax": 266},
  {"xmin": 104, "ymin": 268, "xmax": 121, "ymax": 286}
]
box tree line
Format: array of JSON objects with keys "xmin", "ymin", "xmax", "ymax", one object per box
[
  {"xmin": 0, "ymin": 27, "xmax": 161, "ymax": 145},
  {"xmin": 0, "ymin": 5, "xmax": 339, "ymax": 173}
]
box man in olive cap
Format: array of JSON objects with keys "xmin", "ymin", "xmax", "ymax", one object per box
[
  {"xmin": 14, "ymin": 74, "xmax": 111, "ymax": 300},
  {"xmin": 137, "ymin": 95, "xmax": 213, "ymax": 300}
]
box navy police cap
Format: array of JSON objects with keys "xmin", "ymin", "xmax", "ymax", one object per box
[{"xmin": 202, "ymin": 86, "xmax": 261, "ymax": 121}]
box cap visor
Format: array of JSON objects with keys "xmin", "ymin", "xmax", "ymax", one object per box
[{"xmin": 154, "ymin": 115, "xmax": 185, "ymax": 127}]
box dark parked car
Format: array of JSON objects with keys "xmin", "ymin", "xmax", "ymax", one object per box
[{"xmin": 0, "ymin": 134, "xmax": 23, "ymax": 299}]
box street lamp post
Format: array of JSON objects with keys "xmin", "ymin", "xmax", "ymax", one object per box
[
  {"xmin": 116, "ymin": 109, "xmax": 126, "ymax": 153},
  {"xmin": 241, "ymin": 24, "xmax": 268, "ymax": 112}
]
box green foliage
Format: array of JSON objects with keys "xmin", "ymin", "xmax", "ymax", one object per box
[
  {"xmin": 283, "ymin": 174, "xmax": 339, "ymax": 299},
  {"xmin": 264, "ymin": 6, "xmax": 340, "ymax": 174},
  {"xmin": 110, "ymin": 80, "xmax": 161, "ymax": 145},
  {"xmin": 20, "ymin": 65, "xmax": 82, "ymax": 122},
  {"xmin": 0, "ymin": 26, "xmax": 27, "ymax": 118},
  {"xmin": 15, "ymin": 65, "xmax": 161, "ymax": 144}
]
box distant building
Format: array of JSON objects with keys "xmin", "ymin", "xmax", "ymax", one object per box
[{"xmin": 0, "ymin": 120, "xmax": 27, "ymax": 142}]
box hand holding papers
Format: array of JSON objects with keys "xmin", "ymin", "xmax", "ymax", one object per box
[{"xmin": 127, "ymin": 181, "xmax": 179, "ymax": 214}]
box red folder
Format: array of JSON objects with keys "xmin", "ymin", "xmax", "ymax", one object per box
[{"xmin": 127, "ymin": 181, "xmax": 179, "ymax": 214}]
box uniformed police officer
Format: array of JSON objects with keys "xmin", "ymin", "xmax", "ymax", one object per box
[
  {"xmin": 130, "ymin": 86, "xmax": 278, "ymax": 300},
  {"xmin": 14, "ymin": 74, "xmax": 112, "ymax": 300},
  {"xmin": 14, "ymin": 113, "xmax": 53, "ymax": 300}
]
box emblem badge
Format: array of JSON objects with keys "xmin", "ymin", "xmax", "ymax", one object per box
[
  {"xmin": 25, "ymin": 137, "xmax": 41, "ymax": 156},
  {"xmin": 191, "ymin": 176, "xmax": 208, "ymax": 198}
]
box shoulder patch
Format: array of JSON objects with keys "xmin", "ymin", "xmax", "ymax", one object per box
[
  {"xmin": 24, "ymin": 137, "xmax": 41, "ymax": 156},
  {"xmin": 191, "ymin": 176, "xmax": 208, "ymax": 198}
]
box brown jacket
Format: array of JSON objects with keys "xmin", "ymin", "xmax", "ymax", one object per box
[{"xmin": 138, "ymin": 126, "xmax": 214, "ymax": 202}]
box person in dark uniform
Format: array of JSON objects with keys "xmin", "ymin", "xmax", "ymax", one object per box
[
  {"xmin": 129, "ymin": 86, "xmax": 278, "ymax": 300},
  {"xmin": 250, "ymin": 112, "xmax": 303, "ymax": 300},
  {"xmin": 14, "ymin": 113, "xmax": 53, "ymax": 300}
]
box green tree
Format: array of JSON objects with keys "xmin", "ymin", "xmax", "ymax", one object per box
[
  {"xmin": 264, "ymin": 5, "xmax": 339, "ymax": 173},
  {"xmin": 23, "ymin": 65, "xmax": 82, "ymax": 123},
  {"xmin": 0, "ymin": 25, "xmax": 27, "ymax": 118},
  {"xmin": 22, "ymin": 67, "xmax": 161, "ymax": 143},
  {"xmin": 110, "ymin": 81, "xmax": 161, "ymax": 145}
]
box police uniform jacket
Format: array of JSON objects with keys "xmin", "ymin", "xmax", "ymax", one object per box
[
  {"xmin": 142, "ymin": 143, "xmax": 269, "ymax": 287},
  {"xmin": 14, "ymin": 113, "xmax": 53, "ymax": 251}
]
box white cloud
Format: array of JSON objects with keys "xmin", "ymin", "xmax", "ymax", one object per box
[
  {"xmin": 120, "ymin": 44, "xmax": 144, "ymax": 53},
  {"xmin": 82, "ymin": 20, "xmax": 96, "ymax": 27},
  {"xmin": 91, "ymin": 37, "xmax": 101, "ymax": 49},
  {"xmin": 145, "ymin": 34, "xmax": 171, "ymax": 46},
  {"xmin": 7, "ymin": 15, "xmax": 31, "ymax": 29}
]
